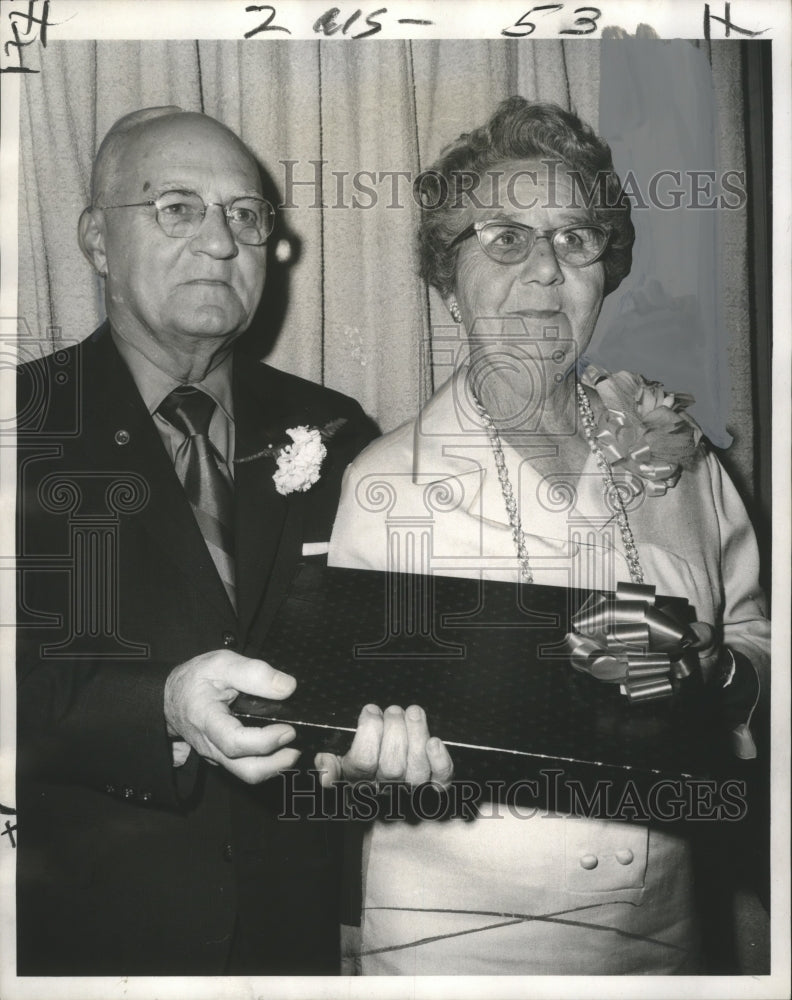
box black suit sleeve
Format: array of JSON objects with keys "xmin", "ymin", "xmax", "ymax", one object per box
[
  {"xmin": 16, "ymin": 645, "xmax": 190, "ymax": 808},
  {"xmin": 16, "ymin": 349, "xmax": 199, "ymax": 809}
]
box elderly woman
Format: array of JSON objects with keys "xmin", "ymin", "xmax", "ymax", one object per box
[{"xmin": 325, "ymin": 98, "xmax": 769, "ymax": 975}]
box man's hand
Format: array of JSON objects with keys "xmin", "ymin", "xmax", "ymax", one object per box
[
  {"xmin": 315, "ymin": 704, "xmax": 453, "ymax": 789},
  {"xmin": 164, "ymin": 650, "xmax": 299, "ymax": 783}
]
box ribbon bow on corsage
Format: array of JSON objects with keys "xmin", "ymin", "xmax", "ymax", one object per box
[
  {"xmin": 580, "ymin": 367, "xmax": 703, "ymax": 496},
  {"xmin": 561, "ymin": 582, "xmax": 699, "ymax": 702}
]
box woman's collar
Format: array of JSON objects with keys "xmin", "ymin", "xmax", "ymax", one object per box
[{"xmin": 411, "ymin": 366, "xmax": 610, "ymax": 535}]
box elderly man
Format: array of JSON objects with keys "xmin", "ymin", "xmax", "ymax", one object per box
[{"xmin": 16, "ymin": 108, "xmax": 376, "ymax": 975}]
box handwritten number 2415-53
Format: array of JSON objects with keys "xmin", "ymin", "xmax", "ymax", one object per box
[{"xmin": 243, "ymin": 4, "xmax": 602, "ymax": 40}]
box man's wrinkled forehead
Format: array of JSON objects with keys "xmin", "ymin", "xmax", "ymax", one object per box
[{"xmin": 96, "ymin": 112, "xmax": 260, "ymax": 202}]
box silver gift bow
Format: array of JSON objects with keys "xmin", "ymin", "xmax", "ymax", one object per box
[{"xmin": 561, "ymin": 582, "xmax": 698, "ymax": 702}]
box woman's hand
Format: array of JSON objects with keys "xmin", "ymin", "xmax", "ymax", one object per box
[
  {"xmin": 687, "ymin": 620, "xmax": 719, "ymax": 677},
  {"xmin": 314, "ymin": 704, "xmax": 454, "ymax": 789},
  {"xmin": 687, "ymin": 621, "xmax": 760, "ymax": 759}
]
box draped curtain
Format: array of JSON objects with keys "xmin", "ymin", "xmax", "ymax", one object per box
[{"xmin": 17, "ymin": 38, "xmax": 756, "ymax": 503}]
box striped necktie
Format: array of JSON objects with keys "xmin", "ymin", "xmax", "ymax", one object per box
[{"xmin": 158, "ymin": 386, "xmax": 236, "ymax": 610}]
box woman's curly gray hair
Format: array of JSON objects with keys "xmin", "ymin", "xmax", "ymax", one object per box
[{"xmin": 415, "ymin": 98, "xmax": 634, "ymax": 298}]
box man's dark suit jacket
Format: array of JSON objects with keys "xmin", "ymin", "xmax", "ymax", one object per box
[{"xmin": 15, "ymin": 323, "xmax": 377, "ymax": 976}]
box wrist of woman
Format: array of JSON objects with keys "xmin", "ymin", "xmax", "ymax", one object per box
[
  {"xmin": 710, "ymin": 646, "xmax": 760, "ymax": 760},
  {"xmin": 689, "ymin": 622, "xmax": 720, "ymax": 681}
]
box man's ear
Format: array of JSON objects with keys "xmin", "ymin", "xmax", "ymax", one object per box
[{"xmin": 78, "ymin": 207, "xmax": 108, "ymax": 276}]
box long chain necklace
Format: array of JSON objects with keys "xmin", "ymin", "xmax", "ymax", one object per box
[
  {"xmin": 575, "ymin": 382, "xmax": 644, "ymax": 584},
  {"xmin": 474, "ymin": 382, "xmax": 645, "ymax": 586},
  {"xmin": 473, "ymin": 398, "xmax": 535, "ymax": 582}
]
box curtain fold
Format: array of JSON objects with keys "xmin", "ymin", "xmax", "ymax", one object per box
[
  {"xmin": 708, "ymin": 41, "xmax": 754, "ymax": 499},
  {"xmin": 595, "ymin": 39, "xmax": 732, "ymax": 446},
  {"xmin": 198, "ymin": 40, "xmax": 325, "ymax": 385},
  {"xmin": 17, "ymin": 38, "xmax": 756, "ymax": 498},
  {"xmin": 318, "ymin": 41, "xmax": 425, "ymax": 425}
]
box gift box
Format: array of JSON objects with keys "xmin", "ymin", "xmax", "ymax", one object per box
[{"xmin": 233, "ymin": 563, "xmax": 723, "ymax": 799}]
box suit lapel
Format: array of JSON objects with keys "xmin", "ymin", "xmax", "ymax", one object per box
[
  {"xmin": 232, "ymin": 357, "xmax": 304, "ymax": 643},
  {"xmin": 80, "ymin": 329, "xmax": 305, "ymax": 641},
  {"xmin": 81, "ymin": 328, "xmax": 234, "ymax": 616}
]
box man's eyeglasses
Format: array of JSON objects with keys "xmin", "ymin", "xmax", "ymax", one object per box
[
  {"xmin": 95, "ymin": 190, "xmax": 276, "ymax": 246},
  {"xmin": 449, "ymin": 220, "xmax": 611, "ymax": 267}
]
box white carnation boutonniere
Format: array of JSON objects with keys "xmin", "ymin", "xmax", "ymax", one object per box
[
  {"xmin": 234, "ymin": 418, "xmax": 347, "ymax": 495},
  {"xmin": 581, "ymin": 366, "xmax": 703, "ymax": 496},
  {"xmin": 272, "ymin": 426, "xmax": 327, "ymax": 495}
]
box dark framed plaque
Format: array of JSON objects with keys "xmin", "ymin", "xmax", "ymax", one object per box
[{"xmin": 233, "ymin": 563, "xmax": 725, "ymax": 794}]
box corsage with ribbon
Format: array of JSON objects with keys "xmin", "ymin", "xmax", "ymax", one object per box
[
  {"xmin": 234, "ymin": 418, "xmax": 348, "ymax": 495},
  {"xmin": 580, "ymin": 367, "xmax": 703, "ymax": 497},
  {"xmin": 561, "ymin": 582, "xmax": 699, "ymax": 703}
]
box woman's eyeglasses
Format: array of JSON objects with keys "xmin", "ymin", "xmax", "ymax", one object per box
[
  {"xmin": 449, "ymin": 220, "xmax": 610, "ymax": 267},
  {"xmin": 95, "ymin": 190, "xmax": 276, "ymax": 246}
]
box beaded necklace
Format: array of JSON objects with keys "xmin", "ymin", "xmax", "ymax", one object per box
[{"xmin": 473, "ymin": 381, "xmax": 645, "ymax": 586}]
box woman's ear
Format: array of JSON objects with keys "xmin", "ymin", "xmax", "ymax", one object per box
[{"xmin": 78, "ymin": 207, "xmax": 108, "ymax": 276}]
